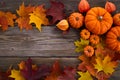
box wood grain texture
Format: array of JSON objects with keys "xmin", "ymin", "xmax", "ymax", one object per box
[{"xmin": 0, "ymin": 26, "xmax": 79, "ymax": 57}]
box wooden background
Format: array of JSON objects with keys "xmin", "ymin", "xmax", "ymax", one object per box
[{"xmin": 0, "ymin": 0, "xmax": 120, "ymax": 80}]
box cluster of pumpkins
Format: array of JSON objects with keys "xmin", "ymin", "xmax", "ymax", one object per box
[{"xmin": 57, "ymin": 6, "xmax": 120, "ymax": 52}]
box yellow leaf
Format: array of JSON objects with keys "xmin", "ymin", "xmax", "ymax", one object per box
[
  {"xmin": 29, "ymin": 5, "xmax": 49, "ymax": 31},
  {"xmin": 78, "ymin": 71, "xmax": 93, "ymax": 80},
  {"xmin": 9, "ymin": 69, "xmax": 25, "ymax": 80},
  {"xmin": 94, "ymin": 55, "xmax": 118, "ymax": 74}
]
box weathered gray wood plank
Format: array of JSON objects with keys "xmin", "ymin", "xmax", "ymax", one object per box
[{"xmin": 0, "ymin": 26, "xmax": 79, "ymax": 57}]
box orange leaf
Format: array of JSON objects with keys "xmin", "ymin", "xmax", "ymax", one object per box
[
  {"xmin": 45, "ymin": 61, "xmax": 61, "ymax": 80},
  {"xmin": 0, "ymin": 11, "xmax": 16, "ymax": 31},
  {"xmin": 16, "ymin": 3, "xmax": 34, "ymax": 30}
]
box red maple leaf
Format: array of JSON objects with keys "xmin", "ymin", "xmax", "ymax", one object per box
[{"xmin": 46, "ymin": 0, "xmax": 65, "ymax": 25}]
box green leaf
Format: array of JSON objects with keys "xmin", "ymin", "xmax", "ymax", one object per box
[{"xmin": 74, "ymin": 38, "xmax": 89, "ymax": 53}]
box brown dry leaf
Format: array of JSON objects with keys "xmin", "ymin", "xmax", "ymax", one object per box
[
  {"xmin": 16, "ymin": 3, "xmax": 34, "ymax": 30},
  {"xmin": 29, "ymin": 5, "xmax": 49, "ymax": 31}
]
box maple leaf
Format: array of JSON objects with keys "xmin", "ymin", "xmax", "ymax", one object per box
[
  {"xmin": 16, "ymin": 3, "xmax": 34, "ymax": 30},
  {"xmin": 94, "ymin": 55, "xmax": 118, "ymax": 75},
  {"xmin": 29, "ymin": 5, "xmax": 49, "ymax": 31},
  {"xmin": 78, "ymin": 55, "xmax": 96, "ymax": 76},
  {"xmin": 0, "ymin": 11, "xmax": 16, "ymax": 31},
  {"xmin": 9, "ymin": 69, "xmax": 25, "ymax": 80},
  {"xmin": 45, "ymin": 61, "xmax": 61, "ymax": 80},
  {"xmin": 77, "ymin": 71, "xmax": 93, "ymax": 80},
  {"xmin": 74, "ymin": 38, "xmax": 89, "ymax": 53},
  {"xmin": 46, "ymin": 0, "xmax": 65, "ymax": 24},
  {"xmin": 0, "ymin": 66, "xmax": 14, "ymax": 80},
  {"xmin": 20, "ymin": 58, "xmax": 50, "ymax": 80},
  {"xmin": 58, "ymin": 67, "xmax": 76, "ymax": 80}
]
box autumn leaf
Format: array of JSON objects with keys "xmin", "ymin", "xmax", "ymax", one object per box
[
  {"xmin": 0, "ymin": 11, "xmax": 16, "ymax": 31},
  {"xmin": 46, "ymin": 0, "xmax": 65, "ymax": 24},
  {"xmin": 58, "ymin": 67, "xmax": 76, "ymax": 80},
  {"xmin": 78, "ymin": 55, "xmax": 96, "ymax": 76},
  {"xmin": 74, "ymin": 38, "xmax": 89, "ymax": 53},
  {"xmin": 94, "ymin": 55, "xmax": 118, "ymax": 75},
  {"xmin": 29, "ymin": 5, "xmax": 49, "ymax": 31},
  {"xmin": 45, "ymin": 61, "xmax": 61, "ymax": 80},
  {"xmin": 0, "ymin": 66, "xmax": 14, "ymax": 80},
  {"xmin": 9, "ymin": 69, "xmax": 25, "ymax": 80},
  {"xmin": 77, "ymin": 71, "xmax": 93, "ymax": 80},
  {"xmin": 16, "ymin": 3, "xmax": 34, "ymax": 30},
  {"xmin": 20, "ymin": 58, "xmax": 50, "ymax": 80}
]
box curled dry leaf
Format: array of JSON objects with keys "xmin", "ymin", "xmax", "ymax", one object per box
[
  {"xmin": 56, "ymin": 19, "xmax": 69, "ymax": 31},
  {"xmin": 105, "ymin": 1, "xmax": 116, "ymax": 13},
  {"xmin": 78, "ymin": 0, "xmax": 90, "ymax": 13}
]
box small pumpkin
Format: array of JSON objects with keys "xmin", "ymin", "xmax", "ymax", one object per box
[
  {"xmin": 68, "ymin": 12, "xmax": 84, "ymax": 29},
  {"xmin": 106, "ymin": 26, "xmax": 120, "ymax": 51},
  {"xmin": 90, "ymin": 34, "xmax": 100, "ymax": 45},
  {"xmin": 56, "ymin": 19, "xmax": 69, "ymax": 31},
  {"xmin": 85, "ymin": 7, "xmax": 113, "ymax": 35},
  {"xmin": 113, "ymin": 13, "xmax": 120, "ymax": 26},
  {"xmin": 84, "ymin": 45, "xmax": 94, "ymax": 57},
  {"xmin": 78, "ymin": 0, "xmax": 90, "ymax": 13},
  {"xmin": 80, "ymin": 29, "xmax": 90, "ymax": 40}
]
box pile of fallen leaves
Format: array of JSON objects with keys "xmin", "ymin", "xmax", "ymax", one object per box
[{"xmin": 0, "ymin": 58, "xmax": 76, "ymax": 80}]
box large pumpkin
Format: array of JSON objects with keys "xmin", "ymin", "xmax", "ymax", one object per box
[
  {"xmin": 106, "ymin": 26, "xmax": 120, "ymax": 51},
  {"xmin": 113, "ymin": 13, "xmax": 120, "ymax": 26},
  {"xmin": 68, "ymin": 12, "xmax": 84, "ymax": 29},
  {"xmin": 85, "ymin": 7, "xmax": 113, "ymax": 35}
]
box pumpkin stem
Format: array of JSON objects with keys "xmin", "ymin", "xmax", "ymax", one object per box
[
  {"xmin": 97, "ymin": 16, "xmax": 103, "ymax": 21},
  {"xmin": 117, "ymin": 37, "xmax": 120, "ymax": 41},
  {"xmin": 87, "ymin": 49, "xmax": 91, "ymax": 53},
  {"xmin": 75, "ymin": 17, "xmax": 79, "ymax": 21}
]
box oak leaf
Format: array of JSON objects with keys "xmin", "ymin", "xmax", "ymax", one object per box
[
  {"xmin": 94, "ymin": 55, "xmax": 118, "ymax": 75},
  {"xmin": 29, "ymin": 5, "xmax": 49, "ymax": 31},
  {"xmin": 77, "ymin": 71, "xmax": 93, "ymax": 80},
  {"xmin": 46, "ymin": 1, "xmax": 65, "ymax": 24},
  {"xmin": 9, "ymin": 69, "xmax": 25, "ymax": 80},
  {"xmin": 16, "ymin": 3, "xmax": 34, "ymax": 30},
  {"xmin": 74, "ymin": 38, "xmax": 89, "ymax": 53}
]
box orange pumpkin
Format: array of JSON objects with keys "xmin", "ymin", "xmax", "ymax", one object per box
[
  {"xmin": 85, "ymin": 7, "xmax": 113, "ymax": 35},
  {"xmin": 84, "ymin": 45, "xmax": 94, "ymax": 57},
  {"xmin": 80, "ymin": 29, "xmax": 90, "ymax": 40},
  {"xmin": 68, "ymin": 12, "xmax": 84, "ymax": 29},
  {"xmin": 113, "ymin": 13, "xmax": 120, "ymax": 26},
  {"xmin": 90, "ymin": 34, "xmax": 100, "ymax": 45},
  {"xmin": 106, "ymin": 26, "xmax": 120, "ymax": 51}
]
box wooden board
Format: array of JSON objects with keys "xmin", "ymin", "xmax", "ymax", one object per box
[{"xmin": 0, "ymin": 0, "xmax": 120, "ymax": 80}]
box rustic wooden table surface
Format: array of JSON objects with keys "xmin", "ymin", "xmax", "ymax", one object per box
[{"xmin": 0, "ymin": 0, "xmax": 120, "ymax": 80}]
